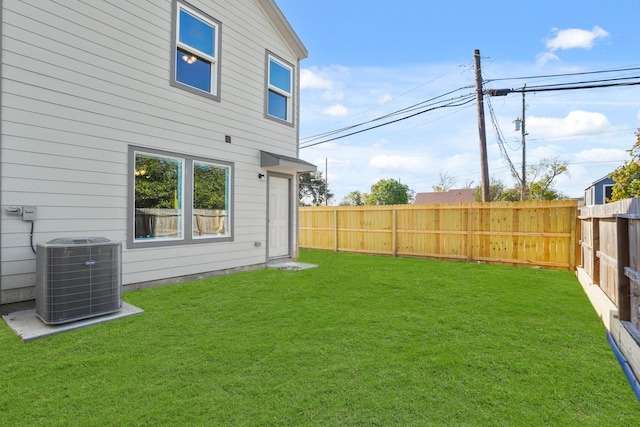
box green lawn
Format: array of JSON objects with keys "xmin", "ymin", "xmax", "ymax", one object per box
[{"xmin": 1, "ymin": 250, "xmax": 639, "ymax": 426}]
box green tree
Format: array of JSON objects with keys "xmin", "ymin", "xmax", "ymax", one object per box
[
  {"xmin": 135, "ymin": 156, "xmax": 181, "ymax": 209},
  {"xmin": 340, "ymin": 190, "xmax": 367, "ymax": 206},
  {"xmin": 525, "ymin": 157, "xmax": 569, "ymax": 201},
  {"xmin": 299, "ymin": 171, "xmax": 333, "ymax": 206},
  {"xmin": 473, "ymin": 176, "xmax": 514, "ymax": 202},
  {"xmin": 366, "ymin": 178, "xmax": 415, "ymax": 205},
  {"xmin": 610, "ymin": 130, "xmax": 640, "ymax": 202},
  {"xmin": 193, "ymin": 163, "xmax": 227, "ymax": 209},
  {"xmin": 473, "ymin": 158, "xmax": 569, "ymax": 202}
]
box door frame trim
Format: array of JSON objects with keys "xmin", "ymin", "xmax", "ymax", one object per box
[{"xmin": 266, "ymin": 172, "xmax": 293, "ymax": 260}]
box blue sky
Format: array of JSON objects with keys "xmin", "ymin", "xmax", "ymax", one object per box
[{"xmin": 276, "ymin": 0, "xmax": 640, "ymax": 202}]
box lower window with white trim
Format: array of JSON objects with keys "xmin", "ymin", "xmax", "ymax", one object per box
[{"xmin": 129, "ymin": 147, "xmax": 232, "ymax": 248}]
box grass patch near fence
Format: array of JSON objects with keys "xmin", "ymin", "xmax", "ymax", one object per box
[{"xmin": 1, "ymin": 250, "xmax": 639, "ymax": 425}]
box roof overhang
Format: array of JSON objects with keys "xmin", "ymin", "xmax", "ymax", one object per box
[
  {"xmin": 261, "ymin": 151, "xmax": 317, "ymax": 173},
  {"xmin": 256, "ymin": 0, "xmax": 308, "ymax": 59}
]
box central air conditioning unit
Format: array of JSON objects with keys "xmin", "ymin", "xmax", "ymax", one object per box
[{"xmin": 36, "ymin": 237, "xmax": 122, "ymax": 325}]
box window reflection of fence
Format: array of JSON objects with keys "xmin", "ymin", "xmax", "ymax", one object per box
[
  {"xmin": 135, "ymin": 208, "xmax": 227, "ymax": 238},
  {"xmin": 135, "ymin": 209, "xmax": 180, "ymax": 238},
  {"xmin": 193, "ymin": 209, "xmax": 227, "ymax": 236}
]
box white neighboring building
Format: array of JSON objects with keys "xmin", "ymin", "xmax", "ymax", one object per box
[{"xmin": 0, "ymin": 0, "xmax": 315, "ymax": 306}]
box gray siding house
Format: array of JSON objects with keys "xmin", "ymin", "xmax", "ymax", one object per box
[
  {"xmin": 0, "ymin": 0, "xmax": 315, "ymax": 306},
  {"xmin": 584, "ymin": 175, "xmax": 615, "ymax": 206}
]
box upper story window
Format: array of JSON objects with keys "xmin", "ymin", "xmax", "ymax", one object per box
[
  {"xmin": 266, "ymin": 52, "xmax": 294, "ymax": 125},
  {"xmin": 171, "ymin": 1, "xmax": 221, "ymax": 100}
]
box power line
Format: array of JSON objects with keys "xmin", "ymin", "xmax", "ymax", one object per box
[
  {"xmin": 300, "ymin": 94, "xmax": 476, "ymax": 149},
  {"xmin": 486, "ymin": 78, "xmax": 640, "ymax": 95},
  {"xmin": 519, "ymin": 75, "xmax": 640, "ymax": 90},
  {"xmin": 374, "ymin": 102, "xmax": 476, "ymax": 139},
  {"xmin": 300, "ymin": 85, "xmax": 475, "ymax": 145},
  {"xmin": 485, "ymin": 66, "xmax": 640, "ymax": 83},
  {"xmin": 301, "ymin": 72, "xmax": 466, "ymax": 141},
  {"xmin": 485, "ymin": 96, "xmax": 521, "ymax": 183},
  {"xmin": 300, "ymin": 64, "xmax": 640, "ymax": 151}
]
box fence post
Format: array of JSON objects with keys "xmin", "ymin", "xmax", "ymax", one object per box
[
  {"xmin": 466, "ymin": 206, "xmax": 473, "ymax": 262},
  {"xmin": 593, "ymin": 218, "xmax": 600, "ymax": 285},
  {"xmin": 392, "ymin": 208, "xmax": 398, "ymax": 257},
  {"xmin": 570, "ymin": 206, "xmax": 579, "ymax": 270},
  {"xmin": 617, "ymin": 216, "xmax": 631, "ymax": 321},
  {"xmin": 333, "ymin": 208, "xmax": 338, "ymax": 252}
]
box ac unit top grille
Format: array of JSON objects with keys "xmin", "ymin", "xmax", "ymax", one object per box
[{"xmin": 41, "ymin": 237, "xmax": 112, "ymax": 247}]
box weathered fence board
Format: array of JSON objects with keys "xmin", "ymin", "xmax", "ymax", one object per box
[
  {"xmin": 300, "ymin": 201, "xmax": 579, "ymax": 270},
  {"xmin": 578, "ymin": 199, "xmax": 640, "ymax": 388}
]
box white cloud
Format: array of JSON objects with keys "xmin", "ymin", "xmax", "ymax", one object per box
[
  {"xmin": 300, "ymin": 68, "xmax": 333, "ymax": 90},
  {"xmin": 527, "ymin": 110, "xmax": 615, "ymax": 139},
  {"xmin": 577, "ymin": 147, "xmax": 627, "ymax": 162},
  {"xmin": 535, "ymin": 51, "xmax": 559, "ymax": 66},
  {"xmin": 322, "ymin": 104, "xmax": 349, "ymax": 116},
  {"xmin": 537, "ymin": 26, "xmax": 609, "ymax": 65},
  {"xmin": 545, "ymin": 26, "xmax": 609, "ymax": 51}
]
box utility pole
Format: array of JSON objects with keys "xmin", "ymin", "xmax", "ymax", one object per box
[
  {"xmin": 489, "ymin": 85, "xmax": 528, "ymax": 201},
  {"xmin": 474, "ymin": 49, "xmax": 491, "ymax": 202},
  {"xmin": 520, "ymin": 86, "xmax": 526, "ymax": 201},
  {"xmin": 325, "ymin": 158, "xmax": 328, "ymax": 206},
  {"xmin": 513, "ymin": 86, "xmax": 527, "ymax": 201}
]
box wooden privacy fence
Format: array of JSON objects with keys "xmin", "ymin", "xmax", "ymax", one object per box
[
  {"xmin": 579, "ymin": 199, "xmax": 640, "ymax": 331},
  {"xmin": 300, "ymin": 200, "xmax": 580, "ymax": 270},
  {"xmin": 578, "ymin": 198, "xmax": 640, "ymax": 389}
]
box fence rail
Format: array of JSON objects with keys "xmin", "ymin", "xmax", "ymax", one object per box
[{"xmin": 300, "ymin": 201, "xmax": 580, "ymax": 270}]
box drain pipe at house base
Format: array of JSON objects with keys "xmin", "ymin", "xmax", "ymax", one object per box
[{"xmin": 606, "ymin": 331, "xmax": 640, "ymax": 402}]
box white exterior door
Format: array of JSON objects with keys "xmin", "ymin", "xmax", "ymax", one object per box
[{"xmin": 268, "ymin": 175, "xmax": 290, "ymax": 258}]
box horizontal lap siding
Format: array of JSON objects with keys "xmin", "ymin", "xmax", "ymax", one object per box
[{"xmin": 1, "ymin": 0, "xmax": 301, "ymax": 302}]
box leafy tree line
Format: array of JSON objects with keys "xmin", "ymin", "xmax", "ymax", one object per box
[
  {"xmin": 472, "ymin": 157, "xmax": 570, "ymax": 202},
  {"xmin": 424, "ymin": 159, "xmax": 570, "ymax": 202},
  {"xmin": 299, "ymin": 156, "xmax": 571, "ymax": 207},
  {"xmin": 135, "ymin": 156, "xmax": 227, "ymax": 210},
  {"xmin": 298, "ymin": 173, "xmax": 415, "ymax": 206},
  {"xmin": 135, "ymin": 156, "xmax": 181, "ymax": 209},
  {"xmin": 610, "ymin": 129, "xmax": 640, "ymax": 202},
  {"xmin": 341, "ymin": 178, "xmax": 415, "ymax": 205},
  {"xmin": 299, "ymin": 172, "xmax": 333, "ymax": 206}
]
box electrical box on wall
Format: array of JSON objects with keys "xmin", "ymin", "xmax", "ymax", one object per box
[{"xmin": 22, "ymin": 206, "xmax": 36, "ymax": 221}]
